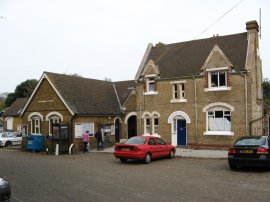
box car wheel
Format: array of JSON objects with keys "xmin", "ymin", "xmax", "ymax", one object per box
[
  {"xmin": 5, "ymin": 141, "xmax": 12, "ymax": 147},
  {"xmin": 120, "ymin": 158, "xmax": 127, "ymax": 163},
  {"xmin": 144, "ymin": 153, "xmax": 151, "ymax": 164},
  {"xmin": 169, "ymin": 149, "xmax": 175, "ymax": 159}
]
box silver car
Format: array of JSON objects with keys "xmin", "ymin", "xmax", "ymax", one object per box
[{"xmin": 0, "ymin": 132, "xmax": 22, "ymax": 147}]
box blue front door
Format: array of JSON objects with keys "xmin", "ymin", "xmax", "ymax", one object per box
[{"xmin": 177, "ymin": 119, "xmax": 186, "ymax": 146}]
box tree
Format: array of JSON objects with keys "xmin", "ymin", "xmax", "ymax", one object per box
[
  {"xmin": 5, "ymin": 79, "xmax": 38, "ymax": 107},
  {"xmin": 263, "ymin": 79, "xmax": 270, "ymax": 106}
]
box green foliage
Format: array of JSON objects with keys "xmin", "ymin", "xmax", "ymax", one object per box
[
  {"xmin": 5, "ymin": 79, "xmax": 38, "ymax": 107},
  {"xmin": 263, "ymin": 79, "xmax": 270, "ymax": 106},
  {"xmin": 0, "ymin": 100, "xmax": 5, "ymax": 111}
]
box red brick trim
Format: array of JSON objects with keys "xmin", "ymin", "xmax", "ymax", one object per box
[{"xmin": 204, "ymin": 72, "xmax": 208, "ymax": 88}]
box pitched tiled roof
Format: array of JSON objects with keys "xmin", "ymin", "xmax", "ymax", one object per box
[
  {"xmin": 147, "ymin": 32, "xmax": 248, "ymax": 78},
  {"xmin": 45, "ymin": 72, "xmax": 134, "ymax": 116},
  {"xmin": 4, "ymin": 98, "xmax": 28, "ymax": 117},
  {"xmin": 113, "ymin": 80, "xmax": 135, "ymax": 106}
]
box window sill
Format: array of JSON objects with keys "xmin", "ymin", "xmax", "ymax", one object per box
[
  {"xmin": 144, "ymin": 91, "xmax": 158, "ymax": 95},
  {"xmin": 204, "ymin": 131, "xmax": 234, "ymax": 136},
  {"xmin": 204, "ymin": 87, "xmax": 231, "ymax": 92},
  {"xmin": 170, "ymin": 99, "xmax": 187, "ymax": 103}
]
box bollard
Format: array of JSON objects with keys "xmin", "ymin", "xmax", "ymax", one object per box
[{"xmin": 55, "ymin": 144, "xmax": 59, "ymax": 156}]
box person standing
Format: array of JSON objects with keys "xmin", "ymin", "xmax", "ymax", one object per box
[
  {"xmin": 82, "ymin": 130, "xmax": 90, "ymax": 153},
  {"xmin": 95, "ymin": 128, "xmax": 103, "ymax": 151}
]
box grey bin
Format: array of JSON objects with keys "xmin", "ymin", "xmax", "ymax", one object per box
[{"xmin": 26, "ymin": 135, "xmax": 44, "ymax": 151}]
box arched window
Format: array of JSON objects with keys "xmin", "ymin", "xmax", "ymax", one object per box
[
  {"xmin": 31, "ymin": 115, "xmax": 41, "ymax": 134},
  {"xmin": 207, "ymin": 107, "xmax": 231, "ymax": 131},
  {"xmin": 144, "ymin": 114, "xmax": 151, "ymax": 135},
  {"xmin": 152, "ymin": 114, "xmax": 159, "ymax": 135},
  {"xmin": 203, "ymin": 104, "xmax": 234, "ymax": 136}
]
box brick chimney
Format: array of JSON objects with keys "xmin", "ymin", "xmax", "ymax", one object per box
[{"xmin": 246, "ymin": 20, "xmax": 259, "ymax": 32}]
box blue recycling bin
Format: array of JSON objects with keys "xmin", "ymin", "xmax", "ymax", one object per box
[{"xmin": 27, "ymin": 135, "xmax": 44, "ymax": 151}]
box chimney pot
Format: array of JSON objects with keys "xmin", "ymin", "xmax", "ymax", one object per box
[{"xmin": 246, "ymin": 20, "xmax": 259, "ymax": 32}]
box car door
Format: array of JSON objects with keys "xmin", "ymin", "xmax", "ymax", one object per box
[
  {"xmin": 148, "ymin": 137, "xmax": 160, "ymax": 158},
  {"xmin": 8, "ymin": 133, "xmax": 20, "ymax": 146},
  {"xmin": 156, "ymin": 138, "xmax": 170, "ymax": 157}
]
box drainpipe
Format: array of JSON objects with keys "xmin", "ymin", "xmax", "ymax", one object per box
[
  {"xmin": 241, "ymin": 72, "xmax": 248, "ymax": 135},
  {"xmin": 139, "ymin": 83, "xmax": 142, "ymax": 136},
  {"xmin": 193, "ymin": 76, "xmax": 198, "ymax": 147}
]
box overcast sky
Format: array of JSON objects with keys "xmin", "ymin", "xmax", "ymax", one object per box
[{"xmin": 0, "ymin": 0, "xmax": 269, "ymax": 93}]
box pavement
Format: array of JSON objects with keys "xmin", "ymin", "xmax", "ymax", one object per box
[{"xmin": 90, "ymin": 146, "xmax": 228, "ymax": 159}]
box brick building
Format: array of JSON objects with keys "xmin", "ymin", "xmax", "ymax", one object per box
[
  {"xmin": 11, "ymin": 20, "xmax": 264, "ymax": 151},
  {"xmin": 20, "ymin": 72, "xmax": 135, "ymax": 152},
  {"xmin": 128, "ymin": 20, "xmax": 263, "ymax": 149},
  {"xmin": 3, "ymin": 98, "xmax": 28, "ymax": 133}
]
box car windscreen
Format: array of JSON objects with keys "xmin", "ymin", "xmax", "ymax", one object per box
[
  {"xmin": 125, "ymin": 137, "xmax": 147, "ymax": 144},
  {"xmin": 235, "ymin": 137, "xmax": 266, "ymax": 146},
  {"xmin": 0, "ymin": 133, "xmax": 7, "ymax": 138}
]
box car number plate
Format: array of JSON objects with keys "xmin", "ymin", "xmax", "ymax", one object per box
[
  {"xmin": 239, "ymin": 150, "xmax": 253, "ymax": 154},
  {"xmin": 121, "ymin": 148, "xmax": 130, "ymax": 151}
]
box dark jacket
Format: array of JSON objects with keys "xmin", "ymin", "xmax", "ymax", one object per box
[{"xmin": 95, "ymin": 130, "xmax": 102, "ymax": 141}]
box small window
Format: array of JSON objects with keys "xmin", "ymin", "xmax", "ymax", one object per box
[
  {"xmin": 147, "ymin": 77, "xmax": 155, "ymax": 92},
  {"xmin": 31, "ymin": 116, "xmax": 41, "ymax": 134},
  {"xmin": 173, "ymin": 84, "xmax": 178, "ymax": 99},
  {"xmin": 171, "ymin": 82, "xmax": 186, "ymax": 102},
  {"xmin": 209, "ymin": 71, "xmax": 227, "ymax": 88},
  {"xmin": 154, "ymin": 117, "xmax": 158, "ymax": 134},
  {"xmin": 145, "ymin": 115, "xmax": 151, "ymax": 134}
]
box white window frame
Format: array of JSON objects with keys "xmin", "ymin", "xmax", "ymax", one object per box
[
  {"xmin": 170, "ymin": 81, "xmax": 187, "ymax": 103},
  {"xmin": 152, "ymin": 115, "xmax": 159, "ymax": 135},
  {"xmin": 205, "ymin": 67, "xmax": 231, "ymax": 92},
  {"xmin": 6, "ymin": 117, "xmax": 14, "ymax": 131},
  {"xmin": 144, "ymin": 75, "xmax": 158, "ymax": 95},
  {"xmin": 144, "ymin": 115, "xmax": 151, "ymax": 135},
  {"xmin": 204, "ymin": 106, "xmax": 234, "ymax": 136},
  {"xmin": 31, "ymin": 116, "xmax": 41, "ymax": 134}
]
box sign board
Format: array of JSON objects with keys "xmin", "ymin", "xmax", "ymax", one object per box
[{"xmin": 75, "ymin": 123, "xmax": 94, "ymax": 138}]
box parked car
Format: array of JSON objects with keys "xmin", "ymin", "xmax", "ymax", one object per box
[
  {"xmin": 114, "ymin": 136, "xmax": 176, "ymax": 164},
  {"xmin": 0, "ymin": 132, "xmax": 22, "ymax": 147},
  {"xmin": 0, "ymin": 177, "xmax": 11, "ymax": 201},
  {"xmin": 228, "ymin": 136, "xmax": 270, "ymax": 170}
]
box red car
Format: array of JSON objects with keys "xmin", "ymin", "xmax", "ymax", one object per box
[{"xmin": 114, "ymin": 136, "xmax": 176, "ymax": 164}]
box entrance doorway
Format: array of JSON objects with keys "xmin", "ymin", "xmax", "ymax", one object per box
[
  {"xmin": 177, "ymin": 119, "xmax": 187, "ymax": 146},
  {"xmin": 127, "ymin": 115, "xmax": 137, "ymax": 138}
]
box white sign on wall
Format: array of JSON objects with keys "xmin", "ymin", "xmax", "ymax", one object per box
[{"xmin": 75, "ymin": 123, "xmax": 94, "ymax": 138}]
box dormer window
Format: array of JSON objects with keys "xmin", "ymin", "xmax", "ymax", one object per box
[
  {"xmin": 205, "ymin": 67, "xmax": 231, "ymax": 92},
  {"xmin": 140, "ymin": 59, "xmax": 159, "ymax": 95},
  {"xmin": 210, "ymin": 71, "xmax": 226, "ymax": 87},
  {"xmin": 144, "ymin": 75, "xmax": 158, "ymax": 95},
  {"xmin": 147, "ymin": 77, "xmax": 155, "ymax": 92}
]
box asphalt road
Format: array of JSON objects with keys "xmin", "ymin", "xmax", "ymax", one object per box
[{"xmin": 0, "ymin": 149, "xmax": 270, "ymax": 202}]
